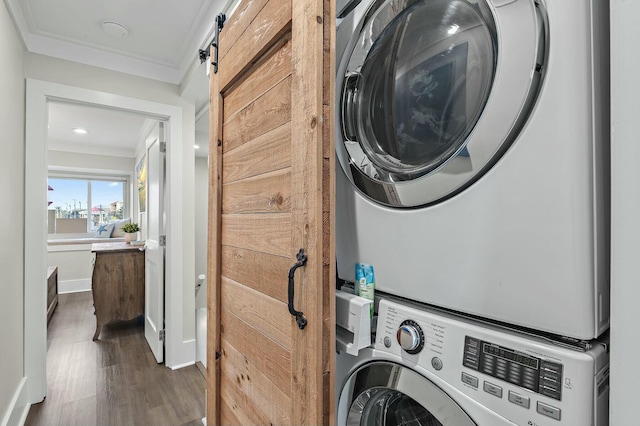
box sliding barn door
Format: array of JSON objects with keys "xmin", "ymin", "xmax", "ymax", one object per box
[{"xmin": 206, "ymin": 0, "xmax": 335, "ymax": 424}]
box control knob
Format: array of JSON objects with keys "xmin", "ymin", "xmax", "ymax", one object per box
[{"xmin": 397, "ymin": 320, "xmax": 424, "ymax": 354}]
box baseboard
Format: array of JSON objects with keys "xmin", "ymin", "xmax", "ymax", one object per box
[
  {"xmin": 168, "ymin": 339, "xmax": 196, "ymax": 370},
  {"xmin": 58, "ymin": 278, "xmax": 91, "ymax": 294},
  {"xmin": 1, "ymin": 377, "xmax": 30, "ymax": 426}
]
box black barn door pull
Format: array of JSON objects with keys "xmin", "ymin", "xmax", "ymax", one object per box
[{"xmin": 288, "ymin": 248, "xmax": 308, "ymax": 329}]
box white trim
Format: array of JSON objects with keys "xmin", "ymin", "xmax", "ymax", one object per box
[
  {"xmin": 2, "ymin": 0, "xmax": 28, "ymax": 48},
  {"xmin": 163, "ymin": 117, "xmax": 197, "ymax": 368},
  {"xmin": 27, "ymin": 33, "xmax": 182, "ymax": 84},
  {"xmin": 25, "ymin": 79, "xmax": 48, "ymax": 404},
  {"xmin": 1, "ymin": 377, "xmax": 30, "ymax": 426},
  {"xmin": 6, "ymin": 0, "xmax": 240, "ymax": 88},
  {"xmin": 58, "ymin": 279, "xmax": 92, "ymax": 294},
  {"xmin": 47, "ymin": 243, "xmax": 92, "ymax": 251},
  {"xmin": 48, "ymin": 141, "xmax": 136, "ymax": 158},
  {"xmin": 6, "ymin": 0, "xmax": 231, "ymax": 86},
  {"xmin": 167, "ymin": 339, "xmax": 197, "ymax": 370},
  {"xmin": 176, "ymin": 0, "xmax": 241, "ymax": 87},
  {"xmin": 25, "ymin": 79, "xmax": 193, "ymax": 406}
]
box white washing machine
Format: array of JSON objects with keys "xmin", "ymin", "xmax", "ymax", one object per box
[
  {"xmin": 336, "ymin": 298, "xmax": 609, "ymax": 425},
  {"xmin": 335, "ymin": 0, "xmax": 610, "ymax": 340}
]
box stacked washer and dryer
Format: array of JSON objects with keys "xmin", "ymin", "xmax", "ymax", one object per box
[{"xmin": 334, "ymin": 0, "xmax": 611, "ymax": 424}]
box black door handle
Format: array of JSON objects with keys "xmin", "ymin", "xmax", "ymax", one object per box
[{"xmin": 288, "ymin": 248, "xmax": 308, "ymax": 329}]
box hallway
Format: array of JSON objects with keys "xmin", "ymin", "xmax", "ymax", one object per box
[{"xmin": 26, "ymin": 292, "xmax": 205, "ymax": 426}]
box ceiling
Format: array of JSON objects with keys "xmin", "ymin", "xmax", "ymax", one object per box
[
  {"xmin": 47, "ymin": 101, "xmax": 155, "ymax": 157},
  {"xmin": 47, "ymin": 100, "xmax": 210, "ymax": 158},
  {"xmin": 6, "ymin": 0, "xmax": 230, "ymax": 84},
  {"xmin": 7, "ymin": 0, "xmax": 225, "ymax": 158}
]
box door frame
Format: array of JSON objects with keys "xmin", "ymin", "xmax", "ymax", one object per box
[
  {"xmin": 143, "ymin": 122, "xmax": 167, "ymax": 363},
  {"xmin": 24, "ymin": 79, "xmax": 188, "ymax": 403}
]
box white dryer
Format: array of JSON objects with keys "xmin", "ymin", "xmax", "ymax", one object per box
[
  {"xmin": 335, "ymin": 0, "xmax": 610, "ymax": 339},
  {"xmin": 336, "ymin": 298, "xmax": 609, "ymax": 425}
]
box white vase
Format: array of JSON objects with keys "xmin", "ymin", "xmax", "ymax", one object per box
[{"xmin": 124, "ymin": 232, "xmax": 137, "ymax": 243}]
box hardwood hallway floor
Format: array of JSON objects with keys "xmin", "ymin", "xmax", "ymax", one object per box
[{"xmin": 26, "ymin": 292, "xmax": 206, "ymax": 426}]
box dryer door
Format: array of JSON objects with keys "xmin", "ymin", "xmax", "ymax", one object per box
[
  {"xmin": 339, "ymin": 362, "xmax": 476, "ymax": 425},
  {"xmin": 337, "ymin": 0, "xmax": 546, "ymax": 207}
]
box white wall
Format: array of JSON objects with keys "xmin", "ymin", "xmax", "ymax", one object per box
[
  {"xmin": 49, "ymin": 150, "xmax": 135, "ymax": 172},
  {"xmin": 47, "ymin": 246, "xmax": 93, "ymax": 292},
  {"xmin": 610, "ymin": 1, "xmax": 640, "ymax": 424},
  {"xmin": 194, "ymin": 156, "xmax": 209, "ymax": 308},
  {"xmin": 0, "ymin": 2, "xmax": 28, "ymax": 425}
]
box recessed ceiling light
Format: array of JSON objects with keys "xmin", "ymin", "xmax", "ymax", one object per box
[
  {"xmin": 73, "ymin": 128, "xmax": 88, "ymax": 134},
  {"xmin": 102, "ymin": 20, "xmax": 129, "ymax": 37},
  {"xmin": 194, "ymin": 145, "xmax": 200, "ymax": 149}
]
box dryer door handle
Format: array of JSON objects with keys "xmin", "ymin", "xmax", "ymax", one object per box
[
  {"xmin": 287, "ymin": 248, "xmax": 308, "ymax": 330},
  {"xmin": 341, "ymin": 72, "xmax": 360, "ymax": 142}
]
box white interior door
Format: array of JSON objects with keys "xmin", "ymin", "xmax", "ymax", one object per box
[{"xmin": 145, "ymin": 121, "xmax": 166, "ymax": 363}]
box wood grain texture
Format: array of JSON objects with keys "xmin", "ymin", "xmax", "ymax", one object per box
[
  {"xmin": 218, "ymin": 0, "xmax": 269, "ymax": 63},
  {"xmin": 220, "ymin": 310, "xmax": 292, "ymax": 393},
  {"xmin": 47, "ymin": 266, "xmax": 58, "ymax": 323},
  {"xmin": 221, "ymin": 245, "xmax": 290, "ymax": 302},
  {"xmin": 223, "ymin": 76, "xmax": 292, "ymax": 153},
  {"xmin": 222, "ymin": 340, "xmax": 292, "ymax": 424},
  {"xmin": 322, "ymin": 0, "xmax": 337, "ymax": 421},
  {"xmin": 223, "ymin": 122, "xmax": 291, "ymax": 183},
  {"xmin": 219, "ymin": 0, "xmax": 292, "ymax": 91},
  {"xmin": 220, "ymin": 369, "xmax": 271, "ymax": 425},
  {"xmin": 209, "ymin": 0, "xmax": 334, "ymax": 423},
  {"xmin": 290, "ymin": 0, "xmax": 328, "ymax": 423},
  {"xmin": 224, "ymin": 35, "xmax": 292, "ymax": 121},
  {"xmin": 220, "ymin": 398, "xmax": 243, "ymax": 426},
  {"xmin": 25, "ymin": 292, "xmax": 205, "ymax": 426},
  {"xmin": 221, "ymin": 275, "xmax": 292, "ymax": 350},
  {"xmin": 222, "ymin": 168, "xmax": 291, "ymax": 214},
  {"xmin": 221, "ymin": 212, "xmax": 291, "ymax": 257},
  {"xmin": 91, "ymin": 248, "xmax": 145, "ymax": 340},
  {"xmin": 206, "ymin": 58, "xmax": 224, "ymax": 425}
]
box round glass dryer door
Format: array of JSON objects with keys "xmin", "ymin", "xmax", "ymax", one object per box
[
  {"xmin": 337, "ymin": 0, "xmax": 546, "ymax": 207},
  {"xmin": 340, "ymin": 362, "xmax": 476, "ymax": 425}
]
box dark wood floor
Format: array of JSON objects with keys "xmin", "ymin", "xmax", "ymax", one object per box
[{"xmin": 26, "ymin": 292, "xmax": 206, "ymax": 426}]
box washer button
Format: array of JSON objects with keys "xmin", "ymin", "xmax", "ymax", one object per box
[
  {"xmin": 483, "ymin": 381, "xmax": 503, "ymax": 398},
  {"xmin": 431, "ymin": 357, "xmax": 443, "ymax": 370},
  {"xmin": 461, "ymin": 372, "xmax": 478, "ymax": 388},
  {"xmin": 508, "ymin": 391, "xmax": 530, "ymax": 409},
  {"xmin": 383, "ymin": 336, "xmax": 391, "ymax": 348},
  {"xmin": 537, "ymin": 402, "xmax": 561, "ymax": 420}
]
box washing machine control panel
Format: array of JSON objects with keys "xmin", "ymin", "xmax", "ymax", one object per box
[
  {"xmin": 374, "ymin": 299, "xmax": 610, "ymax": 425},
  {"xmin": 462, "ymin": 336, "xmax": 564, "ymax": 401},
  {"xmin": 397, "ymin": 320, "xmax": 424, "ymax": 354}
]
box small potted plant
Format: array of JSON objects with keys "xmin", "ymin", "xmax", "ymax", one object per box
[{"xmin": 121, "ymin": 222, "xmax": 140, "ymax": 243}]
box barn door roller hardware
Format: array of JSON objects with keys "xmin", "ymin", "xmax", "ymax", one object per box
[{"xmin": 199, "ymin": 13, "xmax": 226, "ymax": 74}]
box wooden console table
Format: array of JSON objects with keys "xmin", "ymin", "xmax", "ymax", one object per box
[
  {"xmin": 91, "ymin": 242, "xmax": 145, "ymax": 340},
  {"xmin": 47, "ymin": 266, "xmax": 58, "ymax": 323}
]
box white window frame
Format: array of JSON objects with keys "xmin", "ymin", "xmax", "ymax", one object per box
[{"xmin": 47, "ymin": 169, "xmax": 131, "ymax": 235}]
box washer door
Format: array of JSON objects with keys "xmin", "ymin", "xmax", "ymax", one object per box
[
  {"xmin": 340, "ymin": 362, "xmax": 476, "ymax": 425},
  {"xmin": 337, "ymin": 0, "xmax": 546, "ymax": 207}
]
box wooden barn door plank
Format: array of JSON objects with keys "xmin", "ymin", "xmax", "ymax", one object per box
[{"xmin": 207, "ymin": 0, "xmax": 335, "ymax": 424}]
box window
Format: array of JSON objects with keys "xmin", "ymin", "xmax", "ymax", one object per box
[{"xmin": 48, "ymin": 175, "xmax": 128, "ymax": 234}]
